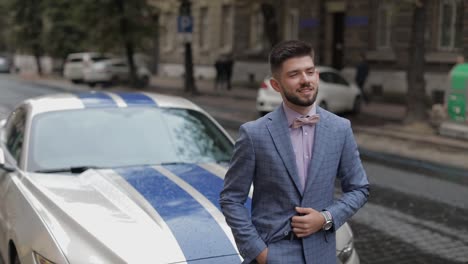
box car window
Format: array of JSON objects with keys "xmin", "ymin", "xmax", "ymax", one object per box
[
  {"xmin": 319, "ymin": 72, "xmax": 334, "ymax": 83},
  {"xmin": 5, "ymin": 107, "xmax": 26, "ymax": 164},
  {"xmin": 112, "ymin": 62, "xmax": 127, "ymax": 67},
  {"xmin": 91, "ymin": 56, "xmax": 110, "ymax": 62},
  {"xmin": 319, "ymin": 71, "xmax": 350, "ymax": 86},
  {"xmin": 28, "ymin": 108, "xmax": 233, "ymax": 172},
  {"xmin": 68, "ymin": 57, "xmax": 83, "ymax": 63},
  {"xmin": 330, "ymin": 72, "xmax": 350, "ymax": 86}
]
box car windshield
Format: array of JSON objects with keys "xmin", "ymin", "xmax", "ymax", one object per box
[{"xmin": 27, "ymin": 107, "xmax": 233, "ymax": 172}]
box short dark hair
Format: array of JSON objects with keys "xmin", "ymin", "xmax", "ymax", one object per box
[{"xmin": 269, "ymin": 40, "xmax": 315, "ymax": 76}]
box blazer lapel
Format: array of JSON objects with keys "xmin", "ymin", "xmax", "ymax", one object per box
[
  {"xmin": 304, "ymin": 107, "xmax": 328, "ymax": 191},
  {"xmin": 266, "ymin": 107, "xmax": 303, "ymax": 195}
]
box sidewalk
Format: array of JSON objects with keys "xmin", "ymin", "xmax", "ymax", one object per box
[{"xmin": 17, "ymin": 73, "xmax": 468, "ymax": 179}]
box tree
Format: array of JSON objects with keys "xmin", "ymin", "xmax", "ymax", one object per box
[
  {"xmin": 405, "ymin": 0, "xmax": 428, "ymax": 123},
  {"xmin": 78, "ymin": 0, "xmax": 158, "ymax": 88},
  {"xmin": 5, "ymin": 0, "xmax": 45, "ymax": 75},
  {"xmin": 42, "ymin": 0, "xmax": 86, "ymax": 73}
]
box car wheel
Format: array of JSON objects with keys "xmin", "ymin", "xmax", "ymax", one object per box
[
  {"xmin": 319, "ymin": 101, "xmax": 328, "ymax": 111},
  {"xmin": 139, "ymin": 76, "xmax": 149, "ymax": 89},
  {"xmin": 352, "ymin": 96, "xmax": 361, "ymax": 114},
  {"xmin": 13, "ymin": 255, "xmax": 20, "ymax": 264}
]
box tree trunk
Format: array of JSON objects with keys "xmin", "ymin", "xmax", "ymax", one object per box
[
  {"xmin": 405, "ymin": 0, "xmax": 427, "ymax": 123},
  {"xmin": 115, "ymin": 0, "xmax": 138, "ymax": 87},
  {"xmin": 33, "ymin": 46, "xmax": 42, "ymax": 76}
]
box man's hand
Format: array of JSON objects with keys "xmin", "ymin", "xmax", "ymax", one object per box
[
  {"xmin": 291, "ymin": 207, "xmax": 325, "ymax": 238},
  {"xmin": 255, "ymin": 248, "xmax": 268, "ymax": 264}
]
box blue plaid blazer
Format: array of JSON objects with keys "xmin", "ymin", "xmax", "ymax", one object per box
[{"xmin": 220, "ymin": 106, "xmax": 369, "ymax": 264}]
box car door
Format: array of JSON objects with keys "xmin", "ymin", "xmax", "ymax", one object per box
[
  {"xmin": 110, "ymin": 61, "xmax": 130, "ymax": 81},
  {"xmin": 0, "ymin": 107, "xmax": 26, "ymax": 256},
  {"xmin": 319, "ymin": 71, "xmax": 344, "ymax": 112},
  {"xmin": 320, "ymin": 71, "xmax": 354, "ymax": 113},
  {"xmin": 330, "ymin": 71, "xmax": 356, "ymax": 112}
]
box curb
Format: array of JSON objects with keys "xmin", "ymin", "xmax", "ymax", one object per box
[{"xmin": 359, "ymin": 148, "xmax": 468, "ymax": 185}]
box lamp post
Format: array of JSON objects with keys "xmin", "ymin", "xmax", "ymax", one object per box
[{"xmin": 178, "ymin": 0, "xmax": 197, "ymax": 95}]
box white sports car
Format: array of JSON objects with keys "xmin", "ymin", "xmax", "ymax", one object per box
[{"xmin": 0, "ymin": 92, "xmax": 358, "ymax": 264}]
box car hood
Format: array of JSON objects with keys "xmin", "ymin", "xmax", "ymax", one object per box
[{"xmin": 25, "ymin": 163, "xmax": 240, "ymax": 264}]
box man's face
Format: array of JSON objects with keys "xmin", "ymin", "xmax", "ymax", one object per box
[{"xmin": 271, "ymin": 56, "xmax": 319, "ymax": 109}]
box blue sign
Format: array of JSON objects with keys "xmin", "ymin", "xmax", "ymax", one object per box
[
  {"xmin": 300, "ymin": 18, "xmax": 319, "ymax": 28},
  {"xmin": 345, "ymin": 16, "xmax": 369, "ymax": 27},
  {"xmin": 178, "ymin": 16, "xmax": 193, "ymax": 33}
]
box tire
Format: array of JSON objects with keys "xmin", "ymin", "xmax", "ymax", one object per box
[
  {"xmin": 139, "ymin": 76, "xmax": 149, "ymax": 89},
  {"xmin": 319, "ymin": 101, "xmax": 328, "ymax": 111},
  {"xmin": 352, "ymin": 96, "xmax": 361, "ymax": 114}
]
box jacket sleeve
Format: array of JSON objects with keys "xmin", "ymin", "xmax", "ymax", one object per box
[
  {"xmin": 219, "ymin": 124, "xmax": 266, "ymax": 263},
  {"xmin": 326, "ymin": 121, "xmax": 370, "ymax": 230}
]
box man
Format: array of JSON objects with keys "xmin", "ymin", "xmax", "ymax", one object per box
[
  {"xmin": 220, "ymin": 40, "xmax": 369, "ymax": 264},
  {"xmin": 355, "ymin": 52, "xmax": 369, "ymax": 103}
]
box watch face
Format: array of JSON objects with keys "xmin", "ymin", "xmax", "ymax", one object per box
[{"xmin": 323, "ymin": 221, "xmax": 333, "ymax": 231}]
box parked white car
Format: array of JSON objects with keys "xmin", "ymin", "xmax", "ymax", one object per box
[
  {"xmin": 83, "ymin": 58, "xmax": 151, "ymax": 87},
  {"xmin": 0, "ymin": 55, "xmax": 14, "ymax": 73},
  {"xmin": 256, "ymin": 66, "xmax": 362, "ymax": 115},
  {"xmin": 63, "ymin": 52, "xmax": 111, "ymax": 83}
]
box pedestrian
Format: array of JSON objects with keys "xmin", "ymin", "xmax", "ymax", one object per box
[
  {"xmin": 214, "ymin": 55, "xmax": 225, "ymax": 91},
  {"xmin": 220, "ymin": 40, "xmax": 369, "ymax": 264},
  {"xmin": 225, "ymin": 54, "xmax": 234, "ymax": 90},
  {"xmin": 355, "ymin": 52, "xmax": 370, "ymax": 103}
]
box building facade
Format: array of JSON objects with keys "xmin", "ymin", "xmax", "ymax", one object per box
[{"xmin": 154, "ymin": 0, "xmax": 467, "ymax": 101}]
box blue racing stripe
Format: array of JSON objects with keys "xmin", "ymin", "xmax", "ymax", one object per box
[
  {"xmin": 77, "ymin": 92, "xmax": 117, "ymax": 108},
  {"xmin": 117, "ymin": 93, "xmax": 158, "ymax": 107},
  {"xmin": 164, "ymin": 164, "xmax": 252, "ymax": 212},
  {"xmin": 115, "ymin": 166, "xmax": 238, "ymax": 262}
]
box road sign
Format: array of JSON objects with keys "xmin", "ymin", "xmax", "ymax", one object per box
[{"xmin": 178, "ymin": 16, "xmax": 193, "ymax": 33}]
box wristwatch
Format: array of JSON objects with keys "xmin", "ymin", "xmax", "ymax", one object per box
[{"xmin": 320, "ymin": 211, "xmax": 333, "ymax": 231}]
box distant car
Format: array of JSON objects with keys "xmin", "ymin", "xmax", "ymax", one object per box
[
  {"xmin": 0, "ymin": 92, "xmax": 359, "ymax": 264},
  {"xmin": 83, "ymin": 58, "xmax": 151, "ymax": 87},
  {"xmin": 256, "ymin": 66, "xmax": 362, "ymax": 115},
  {"xmin": 0, "ymin": 55, "xmax": 13, "ymax": 73},
  {"xmin": 63, "ymin": 52, "xmax": 111, "ymax": 83}
]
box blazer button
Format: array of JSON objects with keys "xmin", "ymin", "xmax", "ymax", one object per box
[{"xmin": 284, "ymin": 231, "xmax": 289, "ymax": 236}]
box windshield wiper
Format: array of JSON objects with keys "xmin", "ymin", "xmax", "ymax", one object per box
[{"xmin": 35, "ymin": 166, "xmax": 101, "ymax": 174}]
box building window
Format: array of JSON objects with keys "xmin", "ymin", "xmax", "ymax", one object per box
[
  {"xmin": 285, "ymin": 9, "xmax": 299, "ymax": 40},
  {"xmin": 162, "ymin": 12, "xmax": 176, "ymax": 52},
  {"xmin": 376, "ymin": 3, "xmax": 392, "ymax": 49},
  {"xmin": 220, "ymin": 4, "xmax": 233, "ymax": 50},
  {"xmin": 439, "ymin": 0, "xmax": 463, "ymax": 50},
  {"xmin": 249, "ymin": 9, "xmax": 264, "ymax": 50},
  {"xmin": 199, "ymin": 7, "xmax": 209, "ymax": 50}
]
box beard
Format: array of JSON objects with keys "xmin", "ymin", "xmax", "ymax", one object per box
[{"xmin": 282, "ymin": 83, "xmax": 318, "ymax": 107}]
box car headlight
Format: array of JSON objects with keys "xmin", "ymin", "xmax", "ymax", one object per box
[
  {"xmin": 337, "ymin": 238, "xmax": 354, "ymax": 263},
  {"xmin": 34, "ymin": 251, "xmax": 56, "ymax": 264}
]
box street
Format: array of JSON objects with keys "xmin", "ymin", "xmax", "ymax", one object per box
[{"xmin": 1, "ymin": 75, "xmax": 467, "ymax": 264}]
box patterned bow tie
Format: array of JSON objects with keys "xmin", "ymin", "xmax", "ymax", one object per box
[{"xmin": 291, "ymin": 114, "xmax": 320, "ymax": 129}]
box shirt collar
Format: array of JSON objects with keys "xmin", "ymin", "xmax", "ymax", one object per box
[{"xmin": 282, "ymin": 103, "xmax": 317, "ymax": 127}]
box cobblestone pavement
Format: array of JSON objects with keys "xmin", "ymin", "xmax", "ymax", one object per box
[{"xmin": 345, "ymin": 162, "xmax": 468, "ymax": 264}]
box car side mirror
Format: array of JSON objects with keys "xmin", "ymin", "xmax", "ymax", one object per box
[{"xmin": 0, "ymin": 148, "xmax": 14, "ymax": 172}]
